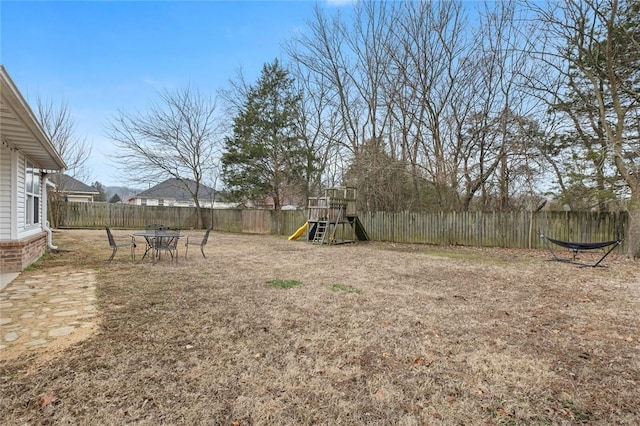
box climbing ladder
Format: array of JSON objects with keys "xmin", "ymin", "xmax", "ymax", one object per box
[
  {"xmin": 313, "ymin": 221, "xmax": 328, "ymax": 244},
  {"xmin": 313, "ymin": 207, "xmax": 344, "ymax": 245}
]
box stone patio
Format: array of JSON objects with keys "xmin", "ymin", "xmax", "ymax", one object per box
[{"xmin": 0, "ymin": 270, "xmax": 97, "ymax": 359}]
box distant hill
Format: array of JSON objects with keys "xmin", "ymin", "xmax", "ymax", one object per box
[{"xmin": 105, "ymin": 186, "xmax": 141, "ymax": 203}]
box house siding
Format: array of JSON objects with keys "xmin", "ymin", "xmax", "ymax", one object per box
[
  {"xmin": 66, "ymin": 194, "xmax": 94, "ymax": 203},
  {"xmin": 0, "ymin": 145, "xmax": 12, "ymax": 240},
  {"xmin": 16, "ymin": 152, "xmax": 26, "ymax": 234},
  {"xmin": 0, "ymin": 150, "xmax": 47, "ymax": 271},
  {"xmin": 1, "ymin": 66, "xmax": 66, "ymax": 273},
  {"xmin": 130, "ymin": 197, "xmax": 215, "ymax": 208},
  {"xmin": 11, "ymin": 153, "xmax": 43, "ymax": 239}
]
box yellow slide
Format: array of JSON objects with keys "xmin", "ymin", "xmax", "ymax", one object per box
[{"xmin": 288, "ymin": 222, "xmax": 309, "ymax": 240}]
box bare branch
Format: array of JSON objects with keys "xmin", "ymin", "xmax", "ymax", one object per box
[
  {"xmin": 104, "ymin": 86, "xmax": 223, "ymax": 227},
  {"xmin": 36, "ymin": 96, "xmax": 92, "ymax": 179}
]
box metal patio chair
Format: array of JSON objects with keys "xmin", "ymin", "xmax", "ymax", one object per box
[
  {"xmin": 152, "ymin": 229, "xmax": 180, "ymax": 264},
  {"xmin": 185, "ymin": 227, "xmax": 211, "ymax": 258},
  {"xmin": 105, "ymin": 226, "xmax": 136, "ymax": 262},
  {"xmin": 140, "ymin": 224, "xmax": 169, "ymax": 260}
]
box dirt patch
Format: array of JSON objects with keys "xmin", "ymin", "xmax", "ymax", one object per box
[{"xmin": 0, "ymin": 229, "xmax": 638, "ymax": 425}]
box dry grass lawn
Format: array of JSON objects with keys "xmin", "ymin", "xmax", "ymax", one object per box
[{"xmin": 1, "ymin": 229, "xmax": 639, "ymax": 425}]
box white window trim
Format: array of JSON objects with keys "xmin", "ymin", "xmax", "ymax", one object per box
[{"xmin": 25, "ymin": 160, "xmax": 41, "ymax": 228}]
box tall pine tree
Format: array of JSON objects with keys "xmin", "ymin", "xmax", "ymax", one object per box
[{"xmin": 222, "ymin": 59, "xmax": 314, "ymax": 210}]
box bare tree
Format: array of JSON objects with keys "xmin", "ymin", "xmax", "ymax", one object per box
[
  {"xmin": 386, "ymin": 0, "xmax": 470, "ymax": 210},
  {"xmin": 288, "ymin": 1, "xmax": 463, "ymax": 208},
  {"xmin": 104, "ymin": 86, "xmax": 222, "ymax": 228},
  {"xmin": 527, "ymin": 0, "xmax": 640, "ymax": 257},
  {"xmin": 286, "ymin": 0, "xmax": 547, "ymax": 212},
  {"xmin": 36, "ymin": 97, "xmax": 92, "ymax": 227},
  {"xmin": 460, "ymin": 1, "xmax": 546, "ymax": 211},
  {"xmin": 36, "ymin": 97, "xmax": 92, "ymax": 179},
  {"xmin": 287, "ymin": 4, "xmax": 364, "ymax": 158},
  {"xmin": 289, "ymin": 62, "xmax": 342, "ymax": 198}
]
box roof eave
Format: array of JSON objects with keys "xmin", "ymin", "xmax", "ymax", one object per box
[{"xmin": 0, "ymin": 65, "xmax": 67, "ymax": 171}]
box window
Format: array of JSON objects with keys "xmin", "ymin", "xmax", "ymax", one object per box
[
  {"xmin": 141, "ymin": 198, "xmax": 147, "ymax": 206},
  {"xmin": 158, "ymin": 199, "xmax": 164, "ymax": 206},
  {"xmin": 25, "ymin": 161, "xmax": 40, "ymax": 226}
]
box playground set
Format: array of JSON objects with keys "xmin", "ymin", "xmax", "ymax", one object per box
[
  {"xmin": 289, "ymin": 187, "xmax": 623, "ymax": 264},
  {"xmin": 289, "ymin": 187, "xmax": 369, "ymax": 245}
]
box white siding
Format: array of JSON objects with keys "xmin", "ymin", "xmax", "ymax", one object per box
[
  {"xmin": 67, "ymin": 194, "xmax": 93, "ymax": 203},
  {"xmin": 0, "ymin": 145, "xmax": 12, "ymax": 240},
  {"xmin": 16, "ymin": 153, "xmax": 25, "ymax": 233},
  {"xmin": 15, "ymin": 154, "xmax": 42, "ymax": 240}
]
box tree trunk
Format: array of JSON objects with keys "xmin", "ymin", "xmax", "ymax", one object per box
[
  {"xmin": 194, "ymin": 199, "xmax": 204, "ymax": 229},
  {"xmin": 626, "ymin": 193, "xmax": 640, "ymax": 259}
]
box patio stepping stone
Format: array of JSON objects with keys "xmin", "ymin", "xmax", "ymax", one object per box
[
  {"xmin": 3, "ymin": 332, "xmax": 19, "ymax": 342},
  {"xmin": 48, "ymin": 326, "xmax": 76, "ymax": 337},
  {"xmin": 0, "ymin": 270, "xmax": 98, "ymax": 356}
]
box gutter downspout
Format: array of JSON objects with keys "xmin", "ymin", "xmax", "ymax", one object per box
[
  {"xmin": 44, "ymin": 220, "xmax": 57, "ymax": 251},
  {"xmin": 41, "ymin": 173, "xmax": 58, "ymax": 250}
]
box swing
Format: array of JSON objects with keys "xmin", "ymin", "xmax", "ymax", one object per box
[{"xmin": 539, "ymin": 232, "xmax": 623, "ymax": 267}]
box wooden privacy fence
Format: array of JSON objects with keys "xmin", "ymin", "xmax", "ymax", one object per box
[
  {"xmin": 358, "ymin": 210, "xmax": 627, "ymax": 250},
  {"xmin": 52, "ymin": 202, "xmax": 306, "ymax": 236},
  {"xmin": 52, "ymin": 202, "xmax": 628, "ymax": 251},
  {"xmin": 52, "ymin": 202, "xmax": 203, "ymax": 230}
]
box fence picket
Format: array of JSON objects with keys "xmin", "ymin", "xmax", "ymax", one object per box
[{"xmin": 51, "ymin": 202, "xmax": 628, "ymax": 252}]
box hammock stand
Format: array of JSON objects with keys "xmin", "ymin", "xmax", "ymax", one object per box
[{"xmin": 540, "ymin": 233, "xmax": 623, "ymax": 268}]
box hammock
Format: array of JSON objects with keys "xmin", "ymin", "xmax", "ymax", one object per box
[{"xmin": 540, "ymin": 233, "xmax": 623, "ymax": 267}]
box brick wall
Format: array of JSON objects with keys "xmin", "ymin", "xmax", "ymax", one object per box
[{"xmin": 0, "ymin": 232, "xmax": 47, "ymax": 272}]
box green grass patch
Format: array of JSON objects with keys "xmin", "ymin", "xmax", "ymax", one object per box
[
  {"xmin": 267, "ymin": 279, "xmax": 303, "ymax": 289},
  {"xmin": 425, "ymin": 250, "xmax": 479, "ymax": 260},
  {"xmin": 24, "ymin": 253, "xmax": 50, "ymax": 271},
  {"xmin": 331, "ymin": 283, "xmax": 362, "ymax": 294},
  {"xmin": 557, "ymin": 399, "xmax": 591, "ymax": 423}
]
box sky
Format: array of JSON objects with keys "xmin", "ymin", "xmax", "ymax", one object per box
[{"xmin": 1, "ymin": 0, "xmax": 351, "ymax": 188}]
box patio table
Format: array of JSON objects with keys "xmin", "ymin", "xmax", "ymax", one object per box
[{"xmin": 133, "ymin": 231, "xmax": 181, "ymax": 264}]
